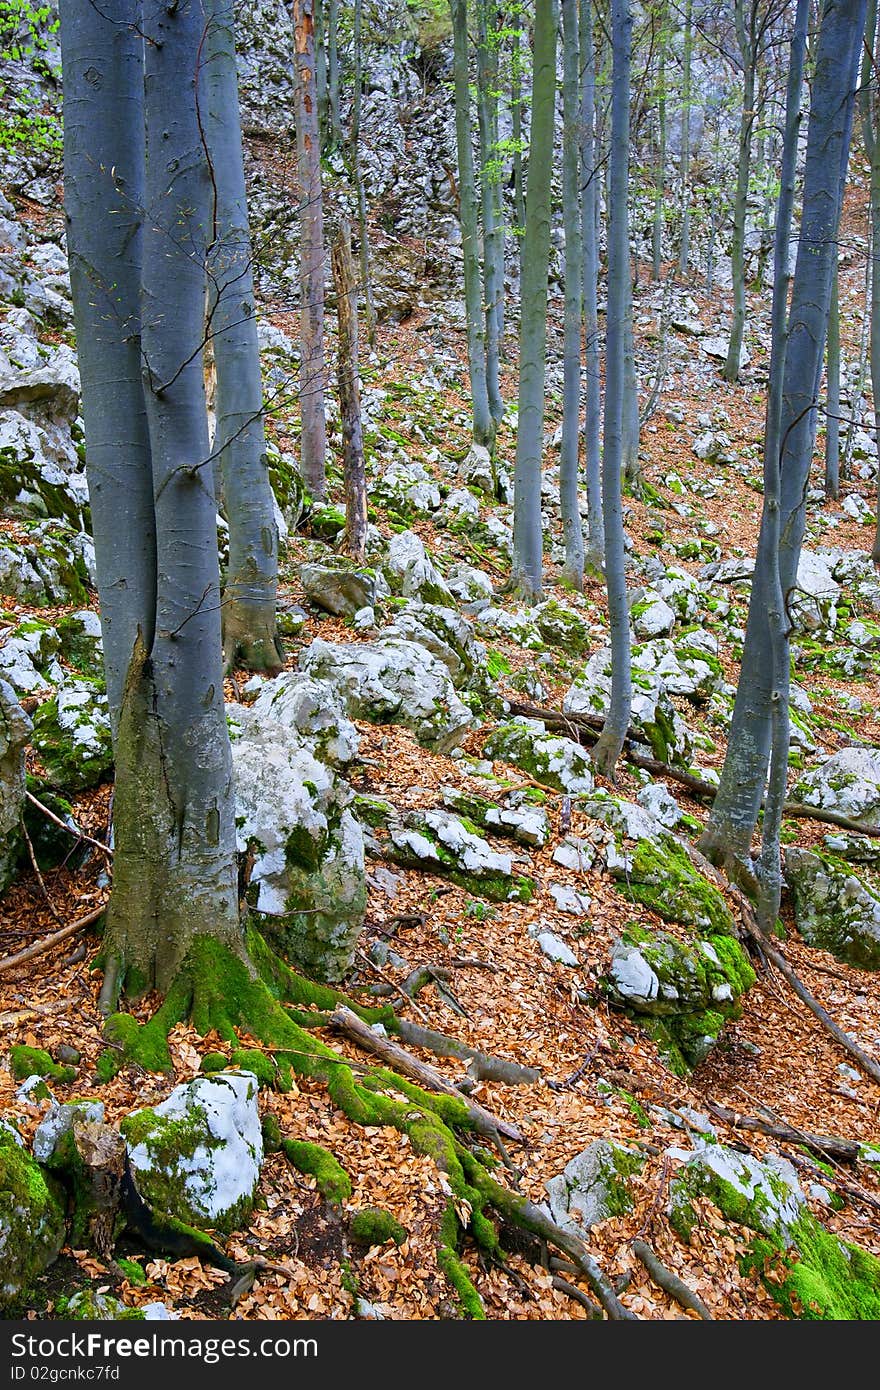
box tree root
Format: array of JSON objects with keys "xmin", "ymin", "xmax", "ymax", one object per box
[
  {"xmin": 631, "ymin": 1239, "xmax": 713, "ymax": 1319},
  {"xmin": 705, "ymin": 1101, "xmax": 860, "ymax": 1164},
  {"xmin": 395, "ymin": 1019, "xmax": 541, "ymax": 1085},
  {"xmin": 97, "ymin": 931, "xmax": 633, "ymax": 1319}
]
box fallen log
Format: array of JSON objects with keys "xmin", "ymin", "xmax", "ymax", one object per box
[
  {"xmin": 705, "ymin": 1101, "xmax": 861, "ymax": 1164},
  {"xmin": 0, "ymin": 904, "xmax": 106, "ymax": 976},
  {"xmin": 395, "ymin": 1018, "xmax": 542, "ymax": 1085}
]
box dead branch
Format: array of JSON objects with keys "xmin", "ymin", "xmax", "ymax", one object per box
[
  {"xmin": 25, "ymin": 790, "xmax": 114, "ymax": 858},
  {"xmin": 551, "ymin": 1274, "xmax": 603, "ymax": 1318},
  {"xmin": 20, "ymin": 815, "xmax": 61, "ymax": 923},
  {"xmin": 631, "ymin": 1239, "xmax": 714, "ymax": 1319},
  {"xmin": 705, "ymin": 1100, "xmax": 860, "ymax": 1163},
  {"xmin": 355, "ymin": 947, "xmax": 429, "ymax": 1022},
  {"xmin": 0, "ymin": 904, "xmax": 106, "ymax": 976},
  {"xmin": 395, "ymin": 1018, "xmax": 541, "ymax": 1085},
  {"xmin": 328, "ymin": 1004, "xmax": 525, "ymax": 1144}
]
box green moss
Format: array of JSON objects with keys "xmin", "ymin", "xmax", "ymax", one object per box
[
  {"xmin": 280, "ymin": 1138, "xmax": 352, "ymax": 1205},
  {"xmin": 261, "ymin": 1114, "xmax": 283, "ymax": 1153},
  {"xmin": 616, "ymin": 836, "xmax": 735, "ymax": 935},
  {"xmin": 55, "ymin": 1290, "xmax": 145, "ymax": 1320},
  {"xmin": 744, "ymin": 1211, "xmax": 880, "ymax": 1319},
  {"xmin": 0, "ymin": 1133, "xmax": 66, "ymax": 1313},
  {"xmin": 10, "ymin": 1045, "xmax": 76, "ymax": 1083},
  {"xmin": 350, "ymin": 1206, "xmax": 407, "ymax": 1246},
  {"xmin": 116, "ymin": 1258, "xmax": 148, "ymax": 1286}
]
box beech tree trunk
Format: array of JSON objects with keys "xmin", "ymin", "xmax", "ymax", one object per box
[
  {"xmin": 579, "ymin": 0, "xmax": 603, "ymax": 570},
  {"xmin": 560, "ymin": 0, "xmax": 585, "ymax": 589},
  {"xmin": 511, "ymin": 0, "xmax": 558, "ymax": 601},
  {"xmin": 204, "ymin": 0, "xmax": 282, "ymax": 674},
  {"xmin": 591, "ymin": 0, "xmax": 632, "ymax": 778},
  {"xmin": 476, "ymin": 0, "xmax": 504, "ymax": 427},
  {"xmin": 332, "ymin": 224, "xmax": 369, "ymax": 562},
  {"xmin": 294, "ymin": 0, "xmax": 328, "ymax": 500}
]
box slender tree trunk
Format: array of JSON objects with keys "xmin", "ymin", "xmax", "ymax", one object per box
[
  {"xmin": 652, "ymin": 10, "xmax": 666, "ymax": 283},
  {"xmin": 314, "ymin": 0, "xmax": 328, "ymax": 141},
  {"xmin": 865, "ymin": 0, "xmax": 880, "ymax": 562},
  {"xmin": 450, "ymin": 0, "xmax": 494, "ymax": 451},
  {"xmin": 332, "ymin": 224, "xmax": 368, "ymax": 562},
  {"xmin": 204, "ymin": 0, "xmax": 282, "ymax": 675},
  {"xmin": 109, "ymin": 0, "xmax": 241, "ymax": 998},
  {"xmin": 580, "ymin": 0, "xmax": 603, "ymax": 571},
  {"xmin": 825, "ymin": 258, "xmax": 841, "ymax": 500},
  {"xmin": 327, "ymin": 0, "xmax": 341, "ymax": 149},
  {"xmin": 477, "ymin": 0, "xmax": 504, "ymax": 426},
  {"xmin": 724, "ymin": 2, "xmax": 755, "ymax": 384},
  {"xmin": 59, "ymin": 0, "xmax": 154, "ymax": 731},
  {"xmin": 511, "ymin": 18, "xmax": 526, "ymax": 275},
  {"xmin": 294, "ymin": 0, "xmax": 328, "ymax": 501},
  {"xmin": 701, "ymin": 0, "xmax": 865, "ymax": 876},
  {"xmin": 560, "ymin": 0, "xmax": 585, "ymax": 590},
  {"xmin": 511, "ymin": 0, "xmax": 558, "ymax": 601},
  {"xmin": 843, "ymin": 220, "xmax": 871, "ymax": 481},
  {"xmin": 622, "ymin": 283, "xmax": 640, "ymax": 487},
  {"xmin": 351, "ymin": 0, "xmax": 376, "ymax": 346},
  {"xmin": 678, "ymin": 0, "xmax": 693, "ymax": 277},
  {"xmin": 591, "ymin": 0, "xmax": 632, "ymax": 779}
]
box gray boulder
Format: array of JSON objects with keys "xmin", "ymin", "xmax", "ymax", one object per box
[
  {"xmin": 785, "ymin": 847, "xmax": 880, "ymax": 970},
  {"xmin": 544, "ymin": 1140, "xmax": 643, "ymax": 1238},
  {"xmin": 0, "ymin": 680, "xmax": 31, "ymax": 892},
  {"xmin": 299, "ymin": 558, "xmax": 380, "ymax": 618}
]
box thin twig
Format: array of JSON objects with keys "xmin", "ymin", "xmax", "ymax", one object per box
[
  {"xmin": 20, "ymin": 815, "xmax": 61, "ymax": 923},
  {"xmin": 0, "ymin": 904, "xmax": 106, "ymax": 975},
  {"xmin": 25, "ymin": 790, "xmax": 114, "ymax": 859},
  {"xmin": 355, "ymin": 947, "xmax": 429, "ymax": 1022}
]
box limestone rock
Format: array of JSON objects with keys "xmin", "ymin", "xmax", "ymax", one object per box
[
  {"xmin": 544, "ymin": 1140, "xmax": 643, "ymax": 1238},
  {"xmin": 792, "ymin": 747, "xmax": 880, "ymax": 827},
  {"xmin": 31, "ymin": 678, "xmax": 113, "ymax": 793},
  {"xmin": 785, "ymin": 847, "xmax": 880, "ymax": 970},
  {"xmin": 0, "ymin": 1130, "xmax": 66, "ymax": 1312},
  {"xmin": 121, "ymin": 1072, "xmax": 263, "ymax": 1235},
  {"xmin": 299, "ymin": 558, "xmax": 379, "ymax": 618},
  {"xmin": 484, "ymin": 717, "xmax": 595, "ymax": 794},
  {"xmin": 0, "ymin": 680, "xmax": 31, "ymax": 891}
]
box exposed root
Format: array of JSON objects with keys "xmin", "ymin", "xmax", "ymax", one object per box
[{"xmin": 631, "ymin": 1239, "xmax": 713, "ymax": 1320}]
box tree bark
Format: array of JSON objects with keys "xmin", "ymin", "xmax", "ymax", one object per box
[
  {"xmin": 204, "ymin": 0, "xmax": 283, "ymax": 674},
  {"xmin": 332, "ymin": 224, "xmax": 369, "ymax": 562},
  {"xmin": 723, "ymin": 0, "xmax": 756, "ymax": 384},
  {"xmin": 511, "ymin": 0, "xmax": 558, "ymax": 601},
  {"xmin": 476, "ymin": 0, "xmax": 505, "ymax": 426},
  {"xmin": 560, "ymin": 0, "xmax": 585, "ymax": 590},
  {"xmin": 580, "ymin": 0, "xmax": 603, "ymax": 571},
  {"xmin": 294, "ymin": 0, "xmax": 328, "ymax": 501},
  {"xmin": 591, "ymin": 0, "xmax": 632, "ymax": 778}
]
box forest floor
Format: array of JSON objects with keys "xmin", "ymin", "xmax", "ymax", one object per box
[{"xmin": 2, "ymin": 180, "xmax": 880, "ymax": 1322}]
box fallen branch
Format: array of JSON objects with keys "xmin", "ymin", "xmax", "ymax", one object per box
[
  {"xmin": 395, "ymin": 1018, "xmax": 541, "ymax": 1085},
  {"xmin": 20, "ymin": 815, "xmax": 61, "ymax": 924},
  {"xmin": 355, "ymin": 948, "xmax": 429, "ymax": 1023},
  {"xmin": 25, "ymin": 790, "xmax": 114, "ymax": 858},
  {"xmin": 705, "ymin": 1100, "xmax": 860, "ymax": 1164},
  {"xmin": 739, "ymin": 911, "xmax": 880, "ymax": 1087},
  {"xmin": 403, "ymin": 964, "xmax": 468, "ymax": 1017},
  {"xmin": 506, "ymin": 701, "xmax": 880, "ymax": 836},
  {"xmin": 631, "ymin": 1239, "xmax": 713, "ymax": 1320},
  {"xmin": 0, "ymin": 904, "xmax": 106, "ymax": 975},
  {"xmin": 329, "ymin": 1004, "xmax": 525, "ymax": 1144}
]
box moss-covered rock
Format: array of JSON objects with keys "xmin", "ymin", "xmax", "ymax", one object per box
[
  {"xmin": 544, "ymin": 1140, "xmax": 643, "ymax": 1237},
  {"xmin": 54, "ymin": 610, "xmax": 104, "ymax": 682},
  {"xmin": 785, "ymin": 847, "xmax": 880, "ymax": 969},
  {"xmin": 350, "ymin": 1206, "xmax": 407, "ymax": 1246},
  {"xmin": 299, "ymin": 557, "xmax": 379, "ymax": 618},
  {"xmin": 10, "ymin": 1045, "xmax": 76, "ymax": 1084},
  {"xmin": 55, "ymin": 1290, "xmax": 146, "ymax": 1320},
  {"xmin": 365, "ymin": 801, "xmax": 535, "ymax": 902},
  {"xmin": 0, "ymin": 678, "xmax": 31, "ymax": 891},
  {"xmin": 484, "ymin": 717, "xmax": 595, "ymax": 795},
  {"xmin": 121, "ymin": 1072, "xmax": 263, "ymax": 1235},
  {"xmin": 607, "ymin": 924, "xmax": 755, "ymax": 1071},
  {"xmin": 31, "ymin": 677, "xmax": 113, "ymax": 792},
  {"xmin": 0, "ymin": 1129, "xmax": 66, "ymax": 1312},
  {"xmin": 613, "ymin": 833, "xmax": 735, "ymax": 936}
]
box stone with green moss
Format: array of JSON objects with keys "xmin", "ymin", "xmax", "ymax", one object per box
[
  {"xmin": 484, "ymin": 717, "xmax": 594, "ymax": 795},
  {"xmin": 31, "ymin": 677, "xmax": 113, "ymax": 793},
  {"xmin": 299, "ymin": 557, "xmax": 379, "ymax": 618},
  {"xmin": 1, "ymin": 678, "xmax": 31, "ymax": 891},
  {"xmin": 56, "ymin": 1290, "xmax": 146, "ymax": 1320},
  {"xmin": 54, "ymin": 610, "xmax": 104, "ymax": 682},
  {"xmin": 544, "ymin": 1139, "xmax": 643, "ymax": 1237},
  {"xmin": 612, "ymin": 832, "xmax": 735, "ymax": 936},
  {"xmin": 564, "ymin": 648, "xmax": 694, "ymax": 765},
  {"xmin": 121, "ymin": 1072, "xmax": 263, "ymax": 1235},
  {"xmin": 367, "ymin": 802, "xmax": 535, "ymax": 902},
  {"xmin": 10, "ymin": 1046, "xmax": 76, "ymax": 1084},
  {"xmin": 785, "ymin": 847, "xmax": 880, "ymax": 969},
  {"xmin": 607, "ymin": 924, "xmax": 754, "ymax": 1070},
  {"xmin": 0, "ymin": 1129, "xmax": 66, "ymax": 1312}
]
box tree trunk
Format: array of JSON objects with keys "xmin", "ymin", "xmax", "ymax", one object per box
[
  {"xmin": 450, "ymin": 0, "xmax": 494, "ymax": 451},
  {"xmin": 825, "ymin": 258, "xmax": 841, "ymax": 500},
  {"xmin": 511, "ymin": 0, "xmax": 558, "ymax": 601},
  {"xmin": 511, "ymin": 19, "xmax": 526, "ymax": 276},
  {"xmin": 327, "ymin": 0, "xmax": 341, "ymax": 149},
  {"xmin": 351, "ymin": 0, "xmax": 376, "ymax": 347},
  {"xmin": 591, "ymin": 0, "xmax": 632, "ymax": 779},
  {"xmin": 701, "ymin": 0, "xmax": 866, "ymax": 874},
  {"xmin": 865, "ymin": 0, "xmax": 880, "ymax": 563},
  {"xmin": 332, "ymin": 224, "xmax": 369, "ymax": 562},
  {"xmin": 58, "ymin": 0, "xmax": 155, "ymax": 730},
  {"xmin": 724, "ymin": 1, "xmax": 755, "ymax": 384},
  {"xmin": 677, "ymin": 0, "xmax": 693, "ymax": 277},
  {"xmin": 204, "ymin": 0, "xmax": 283, "ymax": 675},
  {"xmin": 622, "ymin": 282, "xmax": 640, "ymax": 487},
  {"xmin": 476, "ymin": 0, "xmax": 505, "ymax": 427},
  {"xmin": 560, "ymin": 0, "xmax": 585, "ymax": 590},
  {"xmin": 651, "ymin": 10, "xmax": 666, "ymax": 283},
  {"xmin": 106, "ymin": 0, "xmax": 241, "ymax": 999},
  {"xmin": 294, "ymin": 0, "xmax": 328, "ymax": 501},
  {"xmin": 580, "ymin": 0, "xmax": 603, "ymax": 571}
]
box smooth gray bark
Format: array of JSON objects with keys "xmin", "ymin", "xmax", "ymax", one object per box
[
  {"xmin": 824, "ymin": 259, "xmax": 841, "ymax": 500},
  {"xmin": 579, "ymin": 0, "xmax": 603, "ymax": 570},
  {"xmin": 591, "ymin": 0, "xmax": 632, "ymax": 779},
  {"xmin": 560, "ymin": 0, "xmax": 585, "ymax": 590},
  {"xmin": 511, "ymin": 19, "xmax": 526, "ymax": 270},
  {"xmin": 511, "ymin": 0, "xmax": 558, "ymax": 601},
  {"xmin": 332, "ymin": 224, "xmax": 369, "ymax": 562},
  {"xmin": 701, "ymin": 0, "xmax": 866, "ymax": 876},
  {"xmin": 204, "ymin": 0, "xmax": 282, "ymax": 674},
  {"xmin": 677, "ymin": 0, "xmax": 693, "ymax": 276},
  {"xmin": 622, "ymin": 285, "xmax": 640, "ymax": 487},
  {"xmin": 294, "ymin": 0, "xmax": 328, "ymax": 501},
  {"xmin": 59, "ymin": 0, "xmax": 154, "ymax": 729},
  {"xmin": 864, "ymin": 0, "xmax": 880, "ymax": 562},
  {"xmin": 723, "ymin": 0, "xmax": 756, "ymax": 383},
  {"xmin": 476, "ymin": 0, "xmax": 504, "ymax": 426},
  {"xmin": 351, "ymin": 0, "xmax": 376, "ymax": 346},
  {"xmin": 450, "ymin": 0, "xmax": 494, "ymax": 450},
  {"xmin": 651, "ymin": 9, "xmax": 666, "ymax": 283},
  {"xmin": 327, "ymin": 0, "xmax": 341, "ymax": 149}
]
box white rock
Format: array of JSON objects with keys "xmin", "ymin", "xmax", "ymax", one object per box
[{"xmin": 536, "ymin": 931, "xmax": 579, "ymax": 966}]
